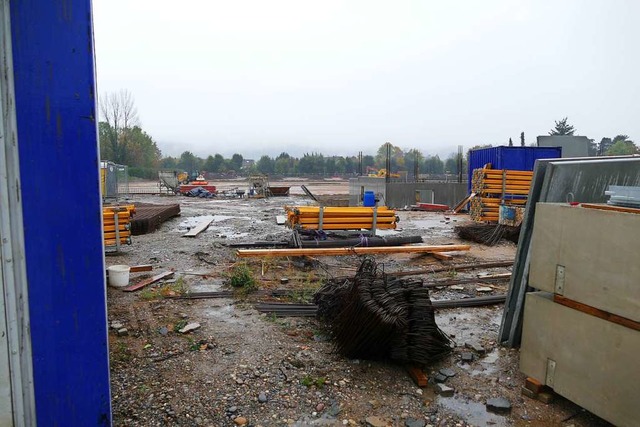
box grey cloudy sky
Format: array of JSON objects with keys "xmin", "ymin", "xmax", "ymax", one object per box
[{"xmin": 93, "ymin": 0, "xmax": 639, "ymax": 160}]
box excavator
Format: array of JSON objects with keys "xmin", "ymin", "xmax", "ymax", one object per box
[{"xmin": 366, "ymin": 166, "xmax": 400, "ymax": 178}]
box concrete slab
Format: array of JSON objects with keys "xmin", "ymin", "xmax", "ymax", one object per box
[
  {"xmin": 520, "ymin": 292, "xmax": 640, "ymax": 427},
  {"xmin": 529, "ymin": 203, "xmax": 640, "ymax": 322}
]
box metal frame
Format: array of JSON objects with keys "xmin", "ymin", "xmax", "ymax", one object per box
[
  {"xmin": 9, "ymin": 0, "xmax": 112, "ymax": 424},
  {"xmin": 0, "ymin": 2, "xmax": 36, "ymax": 424}
]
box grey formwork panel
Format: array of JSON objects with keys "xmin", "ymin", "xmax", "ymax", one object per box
[
  {"xmin": 520, "ymin": 292, "xmax": 640, "ymax": 427},
  {"xmin": 499, "ymin": 156, "xmax": 640, "ymax": 347},
  {"xmin": 530, "ymin": 203, "xmax": 640, "ymax": 322}
]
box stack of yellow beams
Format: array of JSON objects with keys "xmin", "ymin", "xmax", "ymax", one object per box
[
  {"xmin": 470, "ymin": 168, "xmax": 533, "ymax": 222},
  {"xmin": 103, "ymin": 205, "xmax": 135, "ymax": 248},
  {"xmin": 285, "ymin": 206, "xmax": 397, "ymax": 230}
]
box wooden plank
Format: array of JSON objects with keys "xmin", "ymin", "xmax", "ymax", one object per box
[
  {"xmin": 452, "ymin": 192, "xmax": 476, "ymax": 213},
  {"xmin": 553, "ymin": 294, "xmax": 640, "ymax": 332},
  {"xmin": 105, "ymin": 264, "xmax": 152, "ymax": 275},
  {"xmin": 130, "ymin": 264, "xmax": 153, "ymax": 273},
  {"xmin": 407, "ymin": 366, "xmax": 428, "ymax": 387},
  {"xmin": 122, "ymin": 271, "xmax": 174, "ymax": 292},
  {"xmin": 580, "ymin": 203, "xmax": 640, "ymax": 215},
  {"xmin": 183, "ymin": 218, "xmax": 213, "ymax": 237},
  {"xmin": 387, "ymin": 260, "xmax": 513, "ymax": 277},
  {"xmin": 236, "ymin": 244, "xmax": 471, "ymax": 258},
  {"xmin": 429, "ymin": 252, "xmax": 453, "ymax": 261}
]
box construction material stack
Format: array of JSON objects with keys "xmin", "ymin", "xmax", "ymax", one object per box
[
  {"xmin": 285, "ymin": 206, "xmax": 398, "ymax": 231},
  {"xmin": 469, "ymin": 167, "xmax": 532, "ymax": 222},
  {"xmin": 103, "ymin": 205, "xmax": 135, "ymax": 252},
  {"xmin": 520, "ymin": 202, "xmax": 640, "ymax": 427}
]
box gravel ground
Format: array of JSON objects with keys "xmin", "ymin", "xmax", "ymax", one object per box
[{"xmin": 106, "ymin": 185, "xmax": 612, "ymax": 427}]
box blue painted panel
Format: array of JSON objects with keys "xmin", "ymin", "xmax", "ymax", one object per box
[
  {"xmin": 10, "ymin": 1, "xmax": 111, "ymax": 425},
  {"xmin": 467, "ymin": 146, "xmax": 562, "ymax": 192}
]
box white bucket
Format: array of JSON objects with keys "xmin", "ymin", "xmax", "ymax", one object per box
[{"xmin": 107, "ymin": 265, "xmax": 131, "ymax": 288}]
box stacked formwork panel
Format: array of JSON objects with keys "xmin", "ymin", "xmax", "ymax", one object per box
[
  {"xmin": 470, "ymin": 168, "xmax": 532, "ymax": 222},
  {"xmin": 520, "ymin": 203, "xmax": 640, "ymax": 427}
]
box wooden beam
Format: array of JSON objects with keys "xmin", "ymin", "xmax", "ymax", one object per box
[
  {"xmin": 429, "ymin": 252, "xmax": 454, "ymax": 261},
  {"xmin": 236, "ymin": 244, "xmax": 471, "ymax": 258},
  {"xmin": 106, "ymin": 264, "xmax": 153, "ymax": 275},
  {"xmin": 553, "ymin": 294, "xmax": 640, "ymax": 332},
  {"xmin": 407, "ymin": 366, "xmax": 428, "ymax": 387},
  {"xmin": 452, "ymin": 192, "xmax": 476, "ymax": 213},
  {"xmin": 123, "ymin": 271, "xmax": 174, "ymax": 292},
  {"xmin": 580, "ymin": 203, "xmax": 640, "ymax": 215},
  {"xmin": 387, "ymin": 260, "xmax": 513, "ymax": 277},
  {"xmin": 183, "ymin": 218, "xmax": 213, "ymax": 237}
]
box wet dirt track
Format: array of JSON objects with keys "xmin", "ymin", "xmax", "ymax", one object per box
[{"xmin": 106, "ymin": 179, "xmax": 612, "ymax": 427}]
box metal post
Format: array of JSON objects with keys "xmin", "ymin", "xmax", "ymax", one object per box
[{"xmin": 0, "ymin": 3, "xmax": 36, "ymax": 423}]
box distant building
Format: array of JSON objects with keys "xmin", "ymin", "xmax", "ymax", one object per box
[
  {"xmin": 243, "ymin": 159, "xmax": 255, "ymax": 169},
  {"xmin": 537, "ymin": 135, "xmax": 591, "ymax": 157}
]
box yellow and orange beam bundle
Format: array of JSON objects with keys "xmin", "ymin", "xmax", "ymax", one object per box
[
  {"xmin": 285, "ymin": 206, "xmax": 398, "ymax": 230},
  {"xmin": 102, "ymin": 205, "xmax": 135, "ymax": 248},
  {"xmin": 470, "ymin": 168, "xmax": 533, "ymax": 223}
]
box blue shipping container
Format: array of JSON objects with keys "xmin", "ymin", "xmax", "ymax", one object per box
[{"xmin": 467, "ymin": 146, "xmax": 562, "ymax": 192}]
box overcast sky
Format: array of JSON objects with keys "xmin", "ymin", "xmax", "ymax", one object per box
[{"xmin": 93, "ymin": 0, "xmax": 639, "ymax": 160}]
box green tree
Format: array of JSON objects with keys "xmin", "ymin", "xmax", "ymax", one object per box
[
  {"xmin": 178, "ymin": 151, "xmax": 201, "ymax": 174},
  {"xmin": 375, "ymin": 143, "xmax": 404, "ymax": 170},
  {"xmin": 549, "ymin": 117, "xmax": 576, "ymax": 136},
  {"xmin": 160, "ymin": 156, "xmax": 178, "ymax": 169},
  {"xmin": 274, "ymin": 152, "xmax": 293, "ymax": 175},
  {"xmin": 230, "ymin": 153, "xmax": 244, "ymax": 172},
  {"xmin": 99, "ymin": 89, "xmax": 139, "ymax": 164},
  {"xmin": 256, "ymin": 155, "xmax": 275, "ymax": 174},
  {"xmin": 598, "ymin": 137, "xmax": 613, "ymax": 155},
  {"xmin": 423, "ymin": 155, "xmax": 444, "ymax": 174},
  {"xmin": 122, "ymin": 126, "xmax": 161, "ymax": 168},
  {"xmin": 203, "ymin": 155, "xmax": 217, "ymax": 172},
  {"xmin": 605, "ymin": 135, "xmax": 638, "ymax": 156},
  {"xmin": 403, "ymin": 149, "xmax": 423, "ymax": 176},
  {"xmin": 325, "ymin": 157, "xmax": 337, "ymax": 175}
]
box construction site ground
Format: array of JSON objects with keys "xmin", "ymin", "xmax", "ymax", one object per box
[{"xmin": 106, "ymin": 179, "xmax": 611, "ymax": 427}]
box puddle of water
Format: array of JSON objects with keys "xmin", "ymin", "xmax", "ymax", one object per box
[
  {"xmin": 468, "ymin": 348, "xmax": 501, "ymax": 377},
  {"xmin": 409, "ymin": 218, "xmax": 453, "ymax": 229},
  {"xmin": 175, "ymin": 214, "xmax": 252, "ymax": 231},
  {"xmin": 189, "ymin": 279, "xmax": 224, "ymax": 293},
  {"xmin": 202, "ymin": 304, "xmax": 241, "ymax": 324},
  {"xmin": 438, "ymin": 396, "xmax": 508, "ymax": 427}
]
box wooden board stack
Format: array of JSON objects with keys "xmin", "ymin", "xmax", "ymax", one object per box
[
  {"xmin": 285, "ymin": 206, "xmax": 398, "ymax": 230},
  {"xmin": 103, "ymin": 205, "xmax": 135, "ymax": 249},
  {"xmin": 470, "ymin": 168, "xmax": 532, "ymax": 222}
]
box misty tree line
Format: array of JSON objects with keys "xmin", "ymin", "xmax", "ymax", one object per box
[
  {"xmin": 98, "ymin": 92, "xmax": 638, "ymax": 179},
  {"xmin": 157, "ymin": 145, "xmax": 465, "ymax": 177}
]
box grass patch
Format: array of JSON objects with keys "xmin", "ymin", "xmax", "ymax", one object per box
[
  {"xmin": 228, "ymin": 262, "xmax": 258, "ymax": 293},
  {"xmin": 300, "ymin": 375, "xmax": 326, "ymax": 388}
]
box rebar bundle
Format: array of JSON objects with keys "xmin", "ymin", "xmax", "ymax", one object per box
[
  {"xmin": 313, "ymin": 258, "xmax": 453, "ymax": 364},
  {"xmin": 454, "ymin": 223, "xmax": 520, "ymax": 246},
  {"xmin": 470, "ymin": 168, "xmax": 532, "ymax": 222}
]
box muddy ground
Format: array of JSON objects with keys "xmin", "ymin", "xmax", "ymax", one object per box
[{"xmin": 106, "ymin": 180, "xmax": 611, "ymax": 427}]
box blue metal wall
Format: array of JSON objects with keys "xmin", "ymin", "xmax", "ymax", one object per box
[
  {"xmin": 467, "ymin": 146, "xmax": 562, "ymax": 192},
  {"xmin": 10, "ymin": 0, "xmax": 111, "ymax": 424}
]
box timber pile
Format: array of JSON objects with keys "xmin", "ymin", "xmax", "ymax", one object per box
[
  {"xmin": 103, "ymin": 205, "xmax": 135, "ymax": 249},
  {"xmin": 470, "ymin": 168, "xmax": 532, "ymax": 222},
  {"xmin": 314, "ymin": 258, "xmax": 453, "ymax": 364},
  {"xmin": 285, "ymin": 206, "xmax": 398, "ymax": 230}
]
